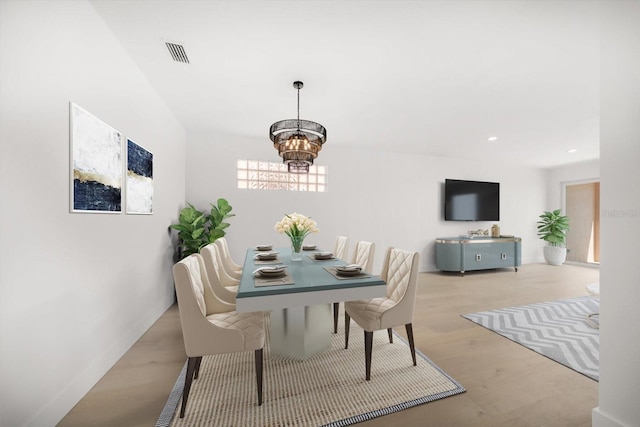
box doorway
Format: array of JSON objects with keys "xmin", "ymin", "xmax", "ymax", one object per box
[{"xmin": 564, "ymin": 181, "xmax": 600, "ymax": 264}]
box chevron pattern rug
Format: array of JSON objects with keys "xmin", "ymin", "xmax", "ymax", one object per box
[
  {"xmin": 157, "ymin": 314, "xmax": 465, "ymax": 427},
  {"xmin": 462, "ymin": 295, "xmax": 599, "ymax": 381}
]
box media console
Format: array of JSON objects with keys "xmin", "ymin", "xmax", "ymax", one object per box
[{"xmin": 435, "ymin": 236, "xmax": 521, "ymax": 275}]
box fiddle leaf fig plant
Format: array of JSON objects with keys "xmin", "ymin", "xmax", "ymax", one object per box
[
  {"xmin": 537, "ymin": 209, "xmax": 570, "ymax": 247},
  {"xmin": 170, "ymin": 198, "xmax": 235, "ymax": 259},
  {"xmin": 208, "ymin": 198, "xmax": 234, "ymax": 242}
]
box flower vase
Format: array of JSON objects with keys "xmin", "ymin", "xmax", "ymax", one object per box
[{"xmin": 290, "ymin": 236, "xmax": 304, "ymax": 261}]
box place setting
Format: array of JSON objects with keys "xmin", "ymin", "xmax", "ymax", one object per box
[
  {"xmin": 308, "ymin": 251, "xmax": 335, "ymax": 261},
  {"xmin": 253, "ymin": 251, "xmax": 280, "ymax": 264},
  {"xmin": 324, "ymin": 264, "xmax": 370, "ymax": 280},
  {"xmin": 252, "ymin": 265, "xmax": 295, "ymax": 287}
]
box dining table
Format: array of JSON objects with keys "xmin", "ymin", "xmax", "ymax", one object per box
[{"xmin": 236, "ymin": 246, "xmax": 386, "ymax": 360}]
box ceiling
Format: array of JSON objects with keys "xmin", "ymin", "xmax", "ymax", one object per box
[{"xmin": 91, "ymin": 0, "xmax": 600, "ymax": 168}]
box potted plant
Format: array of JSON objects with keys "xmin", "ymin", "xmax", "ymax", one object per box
[
  {"xmin": 537, "ymin": 209, "xmax": 570, "ymax": 265},
  {"xmin": 170, "ymin": 198, "xmax": 235, "ymax": 259}
]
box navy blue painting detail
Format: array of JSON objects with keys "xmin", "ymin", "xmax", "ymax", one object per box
[
  {"xmin": 128, "ymin": 139, "xmax": 153, "ymax": 178},
  {"xmin": 73, "ymin": 180, "xmax": 121, "ymax": 211}
]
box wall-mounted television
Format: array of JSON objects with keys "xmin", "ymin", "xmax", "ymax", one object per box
[{"xmin": 444, "ymin": 179, "xmax": 500, "ymax": 221}]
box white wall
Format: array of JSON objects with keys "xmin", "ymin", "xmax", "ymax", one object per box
[
  {"xmin": 186, "ymin": 131, "xmax": 548, "ymax": 273},
  {"xmin": 593, "ymin": 2, "xmax": 640, "ymax": 426},
  {"xmin": 0, "ymin": 2, "xmax": 186, "ymax": 426},
  {"xmin": 546, "ymin": 159, "xmax": 600, "ymax": 210}
]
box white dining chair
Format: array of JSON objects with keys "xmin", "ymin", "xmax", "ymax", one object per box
[
  {"xmin": 211, "ymin": 239, "xmax": 242, "ymax": 280},
  {"xmin": 173, "ymin": 254, "xmax": 265, "ymax": 417},
  {"xmin": 334, "ymin": 235, "xmax": 349, "ymax": 260},
  {"xmin": 333, "ymin": 240, "xmax": 375, "ymax": 333},
  {"xmin": 214, "ymin": 238, "xmax": 243, "ymax": 280},
  {"xmin": 344, "ymin": 247, "xmax": 420, "ymax": 380},
  {"xmin": 200, "ymin": 243, "xmax": 239, "ymax": 306}
]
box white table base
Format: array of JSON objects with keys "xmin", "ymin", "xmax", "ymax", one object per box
[{"xmin": 269, "ymin": 304, "xmax": 332, "ymax": 360}]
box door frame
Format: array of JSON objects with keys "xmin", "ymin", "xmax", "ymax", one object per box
[{"xmin": 561, "ymin": 178, "xmax": 600, "ymax": 267}]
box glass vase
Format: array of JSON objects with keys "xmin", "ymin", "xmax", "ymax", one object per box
[{"xmin": 290, "ymin": 236, "xmax": 304, "ymax": 261}]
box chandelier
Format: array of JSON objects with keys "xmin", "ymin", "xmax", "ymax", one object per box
[{"xmin": 269, "ymin": 81, "xmax": 327, "ymax": 174}]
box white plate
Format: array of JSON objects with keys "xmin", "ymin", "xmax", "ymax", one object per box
[
  {"xmin": 335, "ymin": 269, "xmax": 363, "ymax": 276},
  {"xmin": 303, "ymin": 244, "xmax": 317, "ymax": 251},
  {"xmin": 255, "ymin": 245, "xmax": 273, "ymax": 251},
  {"xmin": 336, "ymin": 264, "xmax": 362, "ymax": 272},
  {"xmin": 255, "ymin": 266, "xmax": 287, "ymax": 277}
]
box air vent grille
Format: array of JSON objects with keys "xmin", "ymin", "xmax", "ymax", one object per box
[{"xmin": 165, "ymin": 42, "xmax": 189, "ymax": 64}]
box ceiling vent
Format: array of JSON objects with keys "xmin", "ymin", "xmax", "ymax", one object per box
[{"xmin": 165, "ymin": 42, "xmax": 189, "ymax": 64}]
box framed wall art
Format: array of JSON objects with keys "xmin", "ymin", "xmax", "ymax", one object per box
[
  {"xmin": 70, "ymin": 102, "xmax": 123, "ymax": 213},
  {"xmin": 126, "ymin": 138, "xmax": 154, "ymax": 214}
]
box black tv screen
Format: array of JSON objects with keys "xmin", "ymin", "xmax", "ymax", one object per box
[{"xmin": 444, "ymin": 179, "xmax": 500, "ymax": 221}]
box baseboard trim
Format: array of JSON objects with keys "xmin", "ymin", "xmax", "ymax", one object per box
[
  {"xmin": 30, "ymin": 294, "xmax": 175, "ymax": 427},
  {"xmin": 592, "ymin": 407, "xmax": 626, "ymax": 427}
]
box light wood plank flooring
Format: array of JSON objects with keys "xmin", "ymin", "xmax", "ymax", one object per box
[{"xmin": 58, "ymin": 263, "xmax": 599, "ymax": 427}]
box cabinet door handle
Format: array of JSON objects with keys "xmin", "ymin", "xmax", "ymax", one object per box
[
  {"xmin": 501, "ymin": 253, "xmax": 507, "ymax": 260},
  {"xmin": 476, "ymin": 254, "xmax": 482, "ymax": 262}
]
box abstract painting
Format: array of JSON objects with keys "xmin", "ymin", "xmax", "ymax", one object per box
[
  {"xmin": 126, "ymin": 139, "xmax": 154, "ymax": 214},
  {"xmin": 70, "ymin": 103, "xmax": 123, "ymax": 213}
]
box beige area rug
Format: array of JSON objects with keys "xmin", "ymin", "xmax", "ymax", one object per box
[{"xmin": 157, "ymin": 314, "xmax": 465, "ymax": 427}]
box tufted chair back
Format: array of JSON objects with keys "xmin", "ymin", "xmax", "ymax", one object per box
[
  {"xmin": 334, "ymin": 235, "xmax": 349, "ymax": 260},
  {"xmin": 200, "ymin": 244, "xmax": 238, "ymax": 306},
  {"xmin": 380, "ymin": 247, "xmax": 420, "ymax": 323},
  {"xmin": 178, "ymin": 254, "xmax": 232, "ymax": 316},
  {"xmin": 213, "ymin": 238, "xmax": 243, "ymax": 280},
  {"xmin": 215, "ymin": 237, "xmax": 243, "ymax": 272},
  {"xmin": 351, "ymin": 241, "xmax": 375, "ymax": 274}
]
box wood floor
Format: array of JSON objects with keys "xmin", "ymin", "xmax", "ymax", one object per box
[{"xmin": 58, "ymin": 263, "xmax": 599, "ymax": 427}]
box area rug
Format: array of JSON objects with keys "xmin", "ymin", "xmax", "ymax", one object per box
[
  {"xmin": 156, "ymin": 315, "xmax": 465, "ymax": 427},
  {"xmin": 462, "ymin": 295, "xmax": 599, "ymax": 381}
]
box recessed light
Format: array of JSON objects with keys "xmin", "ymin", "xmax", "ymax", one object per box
[
  {"xmin": 568, "ymin": 149, "xmax": 577, "ymax": 153},
  {"xmin": 487, "ymin": 136, "xmax": 498, "ymax": 142}
]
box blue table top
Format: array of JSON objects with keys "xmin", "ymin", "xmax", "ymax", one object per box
[{"xmin": 236, "ymin": 247, "xmax": 385, "ymax": 300}]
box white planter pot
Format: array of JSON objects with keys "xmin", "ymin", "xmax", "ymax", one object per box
[{"xmin": 543, "ymin": 246, "xmax": 567, "ymax": 266}]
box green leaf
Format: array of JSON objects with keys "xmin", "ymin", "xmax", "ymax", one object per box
[
  {"xmin": 191, "ymin": 228, "xmax": 205, "ymax": 240},
  {"xmin": 208, "ymin": 229, "xmax": 225, "ymax": 242},
  {"xmin": 217, "ymin": 198, "xmax": 232, "ymax": 215}
]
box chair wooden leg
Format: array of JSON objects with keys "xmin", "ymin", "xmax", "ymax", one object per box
[
  {"xmin": 333, "ymin": 302, "xmax": 340, "ymax": 333},
  {"xmin": 405, "ymin": 323, "xmax": 417, "ymax": 366},
  {"xmin": 344, "ymin": 312, "xmax": 351, "ymax": 349},
  {"xmin": 255, "ymin": 348, "xmax": 263, "ymax": 405},
  {"xmin": 193, "ymin": 356, "xmax": 202, "ymax": 380},
  {"xmin": 387, "ymin": 328, "xmax": 393, "ymax": 343},
  {"xmin": 180, "ymin": 357, "xmax": 199, "ymax": 418},
  {"xmin": 364, "ymin": 330, "xmax": 373, "ymax": 380}
]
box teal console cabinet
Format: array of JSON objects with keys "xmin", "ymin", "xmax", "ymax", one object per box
[{"xmin": 435, "ymin": 237, "xmax": 521, "ymax": 275}]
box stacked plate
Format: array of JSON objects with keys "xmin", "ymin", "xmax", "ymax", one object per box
[
  {"xmin": 254, "ymin": 265, "xmax": 287, "ymax": 277},
  {"xmin": 335, "ymin": 264, "xmax": 363, "ymax": 276},
  {"xmin": 314, "ymin": 252, "xmax": 334, "ymax": 260},
  {"xmin": 255, "ymin": 244, "xmax": 273, "ymax": 251},
  {"xmin": 302, "ymin": 244, "xmax": 317, "ymax": 251},
  {"xmin": 254, "ymin": 252, "xmax": 278, "ymax": 261}
]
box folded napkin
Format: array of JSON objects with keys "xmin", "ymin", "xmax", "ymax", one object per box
[{"xmin": 308, "ymin": 253, "xmax": 335, "ymax": 262}]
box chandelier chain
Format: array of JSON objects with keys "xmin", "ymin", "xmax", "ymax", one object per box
[{"xmin": 296, "ymin": 86, "xmax": 301, "ymax": 130}]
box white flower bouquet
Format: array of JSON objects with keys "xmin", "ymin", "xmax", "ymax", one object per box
[{"xmin": 274, "ymin": 213, "xmax": 319, "ymax": 242}]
